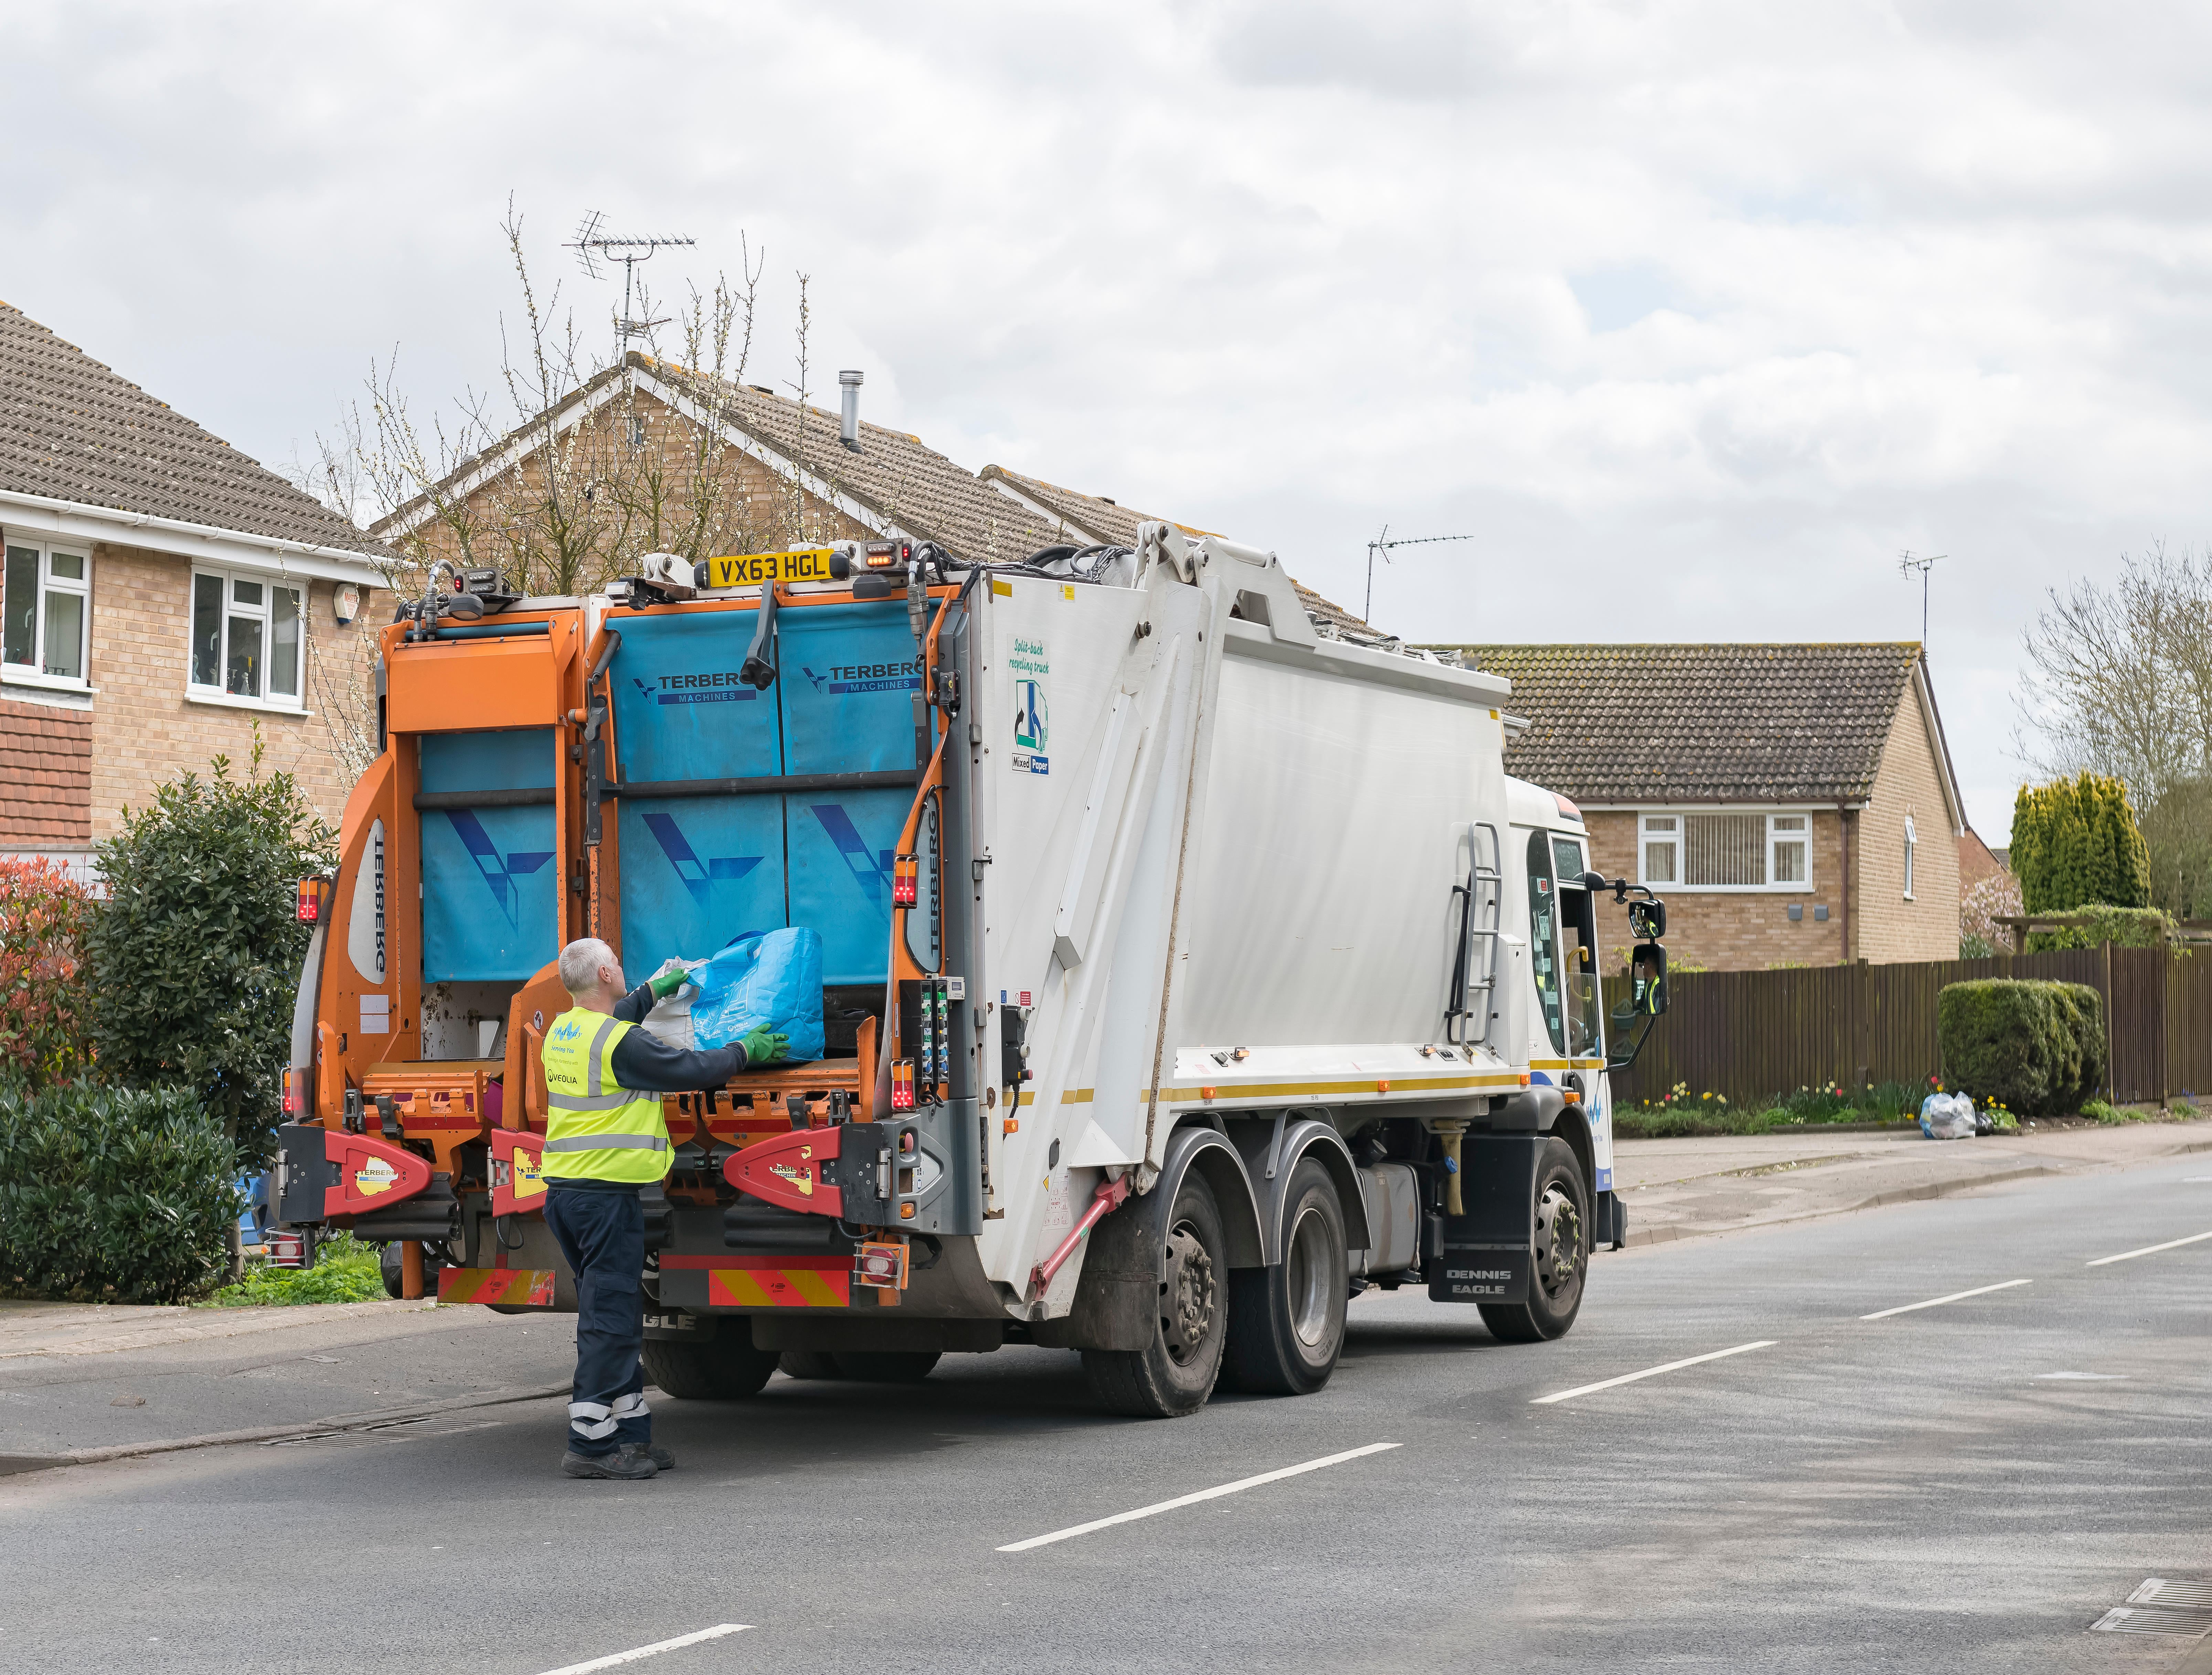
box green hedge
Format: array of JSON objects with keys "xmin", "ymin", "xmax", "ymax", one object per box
[
  {"xmin": 0, "ymin": 1080, "xmax": 241, "ymax": 1303},
  {"xmin": 1937, "ymin": 979, "xmax": 2107, "ymax": 1117},
  {"xmin": 2023, "ymin": 903, "xmax": 2176, "ymax": 953}
]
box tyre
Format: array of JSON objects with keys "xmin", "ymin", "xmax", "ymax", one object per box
[
  {"xmin": 1477, "ymin": 1136, "xmax": 1589, "ymax": 1344},
  {"xmin": 1225, "ymin": 1158, "xmax": 1348, "ymax": 1395},
  {"xmin": 641, "ymin": 1330, "xmax": 781, "ymax": 1399},
  {"xmin": 777, "ymin": 1350, "xmax": 844, "ymax": 1380},
  {"xmin": 1082, "ymin": 1169, "xmax": 1230, "ymax": 1418},
  {"xmin": 830, "ymin": 1351, "xmax": 941, "ymax": 1383}
]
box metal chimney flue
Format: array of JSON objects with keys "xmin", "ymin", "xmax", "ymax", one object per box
[{"xmin": 839, "ymin": 370, "xmax": 863, "ymax": 453}]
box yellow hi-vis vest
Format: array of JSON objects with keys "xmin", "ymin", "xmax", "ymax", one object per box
[{"xmin": 539, "ymin": 1007, "xmax": 670, "ymax": 1185}]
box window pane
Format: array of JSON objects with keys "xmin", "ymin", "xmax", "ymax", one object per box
[
  {"xmin": 1644, "ymin": 815, "xmax": 1677, "ymax": 832},
  {"xmin": 1771, "ymin": 814, "xmax": 1806, "ymax": 832},
  {"xmin": 192, "ymin": 574, "xmax": 223, "ymax": 686},
  {"xmin": 41, "ymin": 590, "xmax": 83, "ymax": 679},
  {"xmin": 4, "ymin": 546, "xmax": 36, "ymax": 666},
  {"xmin": 1645, "ymin": 840, "xmax": 1677, "ymax": 883},
  {"xmin": 1774, "ymin": 839, "xmax": 1807, "ymax": 884},
  {"xmin": 232, "ymin": 577, "xmax": 264, "ymax": 608},
  {"xmin": 48, "ymin": 551, "xmax": 85, "ymax": 583},
  {"xmin": 1525, "ymin": 829, "xmax": 1566, "ymax": 1054},
  {"xmin": 269, "ymin": 586, "xmax": 301, "ymax": 698},
  {"xmin": 1685, "ymin": 814, "xmax": 1767, "ymax": 886},
  {"xmin": 227, "ymin": 612, "xmax": 263, "ymax": 696},
  {"xmin": 1552, "ymin": 837, "xmax": 1586, "ymax": 885}
]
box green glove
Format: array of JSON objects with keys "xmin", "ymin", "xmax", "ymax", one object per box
[
  {"xmin": 648, "ymin": 967, "xmax": 692, "ymax": 1001},
  {"xmin": 741, "ymin": 1025, "xmax": 790, "ymax": 1065}
]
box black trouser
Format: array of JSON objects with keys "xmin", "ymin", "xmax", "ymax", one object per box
[{"xmin": 543, "ymin": 1186, "xmax": 650, "ymax": 1457}]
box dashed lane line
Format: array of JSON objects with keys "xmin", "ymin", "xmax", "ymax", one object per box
[
  {"xmin": 1530, "ymin": 1341, "xmax": 1778, "ymax": 1405},
  {"xmin": 997, "ymin": 1443, "xmax": 1401, "ymax": 1552},
  {"xmin": 534, "ymin": 1623, "xmax": 750, "ymax": 1675},
  {"xmin": 2086, "ymin": 1229, "xmax": 2212, "ymax": 1267},
  {"xmin": 1860, "ymin": 1278, "xmax": 2032, "ymax": 1319}
]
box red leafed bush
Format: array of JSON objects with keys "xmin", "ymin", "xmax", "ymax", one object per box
[{"xmin": 0, "ymin": 858, "xmax": 96, "ymax": 1086}]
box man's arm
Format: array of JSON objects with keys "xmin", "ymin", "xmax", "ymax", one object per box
[
  {"xmin": 610, "ymin": 1028, "xmax": 748, "ymax": 1094},
  {"xmin": 612, "ymin": 983, "xmax": 658, "ymax": 1025}
]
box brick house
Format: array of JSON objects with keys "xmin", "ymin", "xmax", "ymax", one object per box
[
  {"xmin": 375, "ymin": 352, "xmax": 1370, "ymax": 631},
  {"xmin": 1444, "ymin": 643, "xmax": 1966, "ymax": 970},
  {"xmin": 1, "ymin": 302, "xmax": 394, "ymax": 876}
]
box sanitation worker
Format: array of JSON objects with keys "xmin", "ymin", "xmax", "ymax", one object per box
[{"xmin": 540, "ymin": 936, "xmax": 788, "ymax": 1481}]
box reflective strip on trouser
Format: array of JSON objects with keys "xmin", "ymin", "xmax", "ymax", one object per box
[
  {"xmin": 542, "ymin": 1187, "xmax": 650, "ymax": 1457},
  {"xmin": 541, "ymin": 1008, "xmax": 670, "ymax": 1185}
]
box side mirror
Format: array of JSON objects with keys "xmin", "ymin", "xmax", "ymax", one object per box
[
  {"xmin": 1628, "ymin": 897, "xmax": 1666, "ymax": 940},
  {"xmin": 1631, "ymin": 939, "xmax": 1669, "ymax": 1016}
]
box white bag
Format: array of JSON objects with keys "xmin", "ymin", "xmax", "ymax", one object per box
[
  {"xmin": 1919, "ymin": 1091, "xmax": 1977, "ymax": 1140},
  {"xmin": 639, "ymin": 957, "xmax": 705, "ymax": 1049}
]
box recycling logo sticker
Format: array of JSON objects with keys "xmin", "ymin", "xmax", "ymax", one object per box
[{"xmin": 1009, "ymin": 634, "xmax": 1050, "ymax": 776}]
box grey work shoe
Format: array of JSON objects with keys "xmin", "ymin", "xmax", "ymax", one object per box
[
  {"xmin": 562, "ymin": 1444, "xmax": 659, "ymax": 1481},
  {"xmin": 642, "ymin": 1444, "xmax": 676, "ymax": 1471}
]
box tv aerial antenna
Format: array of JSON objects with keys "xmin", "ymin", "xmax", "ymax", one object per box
[
  {"xmin": 568, "ymin": 212, "xmax": 696, "ymax": 342},
  {"xmin": 1898, "ymin": 550, "xmax": 1944, "ymax": 650},
  {"xmin": 1365, "ymin": 526, "xmax": 1472, "ymax": 622}
]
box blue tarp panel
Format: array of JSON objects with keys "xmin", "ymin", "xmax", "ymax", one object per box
[
  {"xmin": 420, "ymin": 729, "xmax": 558, "ymax": 983},
  {"xmin": 609, "ymin": 601, "xmax": 919, "ymax": 984}
]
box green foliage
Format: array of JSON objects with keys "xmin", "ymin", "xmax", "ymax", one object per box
[
  {"xmin": 86, "ymin": 737, "xmax": 334, "ymax": 1174},
  {"xmin": 208, "ymin": 1231, "xmax": 383, "ymax": 1307},
  {"xmin": 0, "ymin": 859, "xmax": 95, "ymax": 1086},
  {"xmin": 1937, "ymin": 979, "xmax": 2107, "ymax": 1117},
  {"xmin": 2010, "ymin": 773, "xmax": 2151, "ymax": 914},
  {"xmin": 0, "ymin": 1079, "xmax": 240, "ymax": 1303},
  {"xmin": 2023, "ymin": 903, "xmax": 2177, "ymax": 952}
]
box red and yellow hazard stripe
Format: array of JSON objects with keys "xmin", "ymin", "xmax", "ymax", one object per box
[
  {"xmin": 661, "ymin": 1252, "xmax": 851, "ymax": 1308},
  {"xmin": 437, "ymin": 1267, "xmax": 556, "ymax": 1306}
]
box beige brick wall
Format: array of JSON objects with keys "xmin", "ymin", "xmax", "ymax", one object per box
[
  {"xmin": 86, "ymin": 542, "xmax": 386, "ymax": 839},
  {"xmin": 1856, "ymin": 686, "xmax": 1960, "ymax": 963},
  {"xmin": 1584, "ymin": 808, "xmax": 1851, "ymax": 970}
]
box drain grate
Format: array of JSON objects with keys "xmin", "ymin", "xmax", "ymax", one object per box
[
  {"xmin": 2091, "ymin": 1581, "xmax": 2212, "ymax": 1639},
  {"xmin": 2133, "ymin": 1579, "xmax": 2212, "ymax": 1610}
]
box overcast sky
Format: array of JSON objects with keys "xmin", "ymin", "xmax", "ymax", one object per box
[{"xmin": 10, "ymin": 0, "xmax": 2206, "ymax": 842}]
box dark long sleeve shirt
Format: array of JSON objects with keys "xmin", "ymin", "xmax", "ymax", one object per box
[
  {"xmin": 608, "ymin": 982, "xmax": 749, "ymax": 1091},
  {"xmin": 546, "ymin": 986, "xmax": 747, "ymax": 1196}
]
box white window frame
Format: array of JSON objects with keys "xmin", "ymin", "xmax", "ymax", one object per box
[
  {"xmin": 2, "ymin": 535, "xmax": 92, "ymax": 690},
  {"xmin": 188, "ymin": 567, "xmax": 306, "ymax": 710},
  {"xmin": 1903, "ymin": 815, "xmax": 1917, "ymax": 900},
  {"xmin": 1637, "ymin": 809, "xmax": 1816, "ymax": 893}
]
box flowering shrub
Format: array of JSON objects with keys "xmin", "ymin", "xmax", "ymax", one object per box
[
  {"xmin": 0, "ymin": 858, "xmax": 95, "ymax": 1087},
  {"xmin": 1960, "ymin": 871, "xmax": 2023, "ymax": 957}
]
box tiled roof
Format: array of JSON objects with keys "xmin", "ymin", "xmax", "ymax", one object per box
[
  {"xmin": 979, "ymin": 465, "xmax": 1374, "ymax": 636},
  {"xmin": 0, "ymin": 301, "xmax": 391, "ymax": 558},
  {"xmin": 1439, "ymin": 642, "xmax": 1927, "ymax": 804}
]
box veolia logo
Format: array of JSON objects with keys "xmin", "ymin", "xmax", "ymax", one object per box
[{"xmin": 348, "ymin": 819, "xmax": 387, "ymax": 983}]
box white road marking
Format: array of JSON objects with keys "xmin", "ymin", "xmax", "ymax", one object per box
[
  {"xmin": 2035, "ymin": 1371, "xmax": 2125, "ymax": 1380},
  {"xmin": 1530, "ymin": 1341, "xmax": 1778, "ymax": 1405},
  {"xmin": 2085, "ymin": 1229, "xmax": 2212, "ymax": 1267},
  {"xmin": 1860, "ymin": 1278, "xmax": 2032, "ymax": 1319},
  {"xmin": 997, "ymin": 1442, "xmax": 1401, "ymax": 1552},
  {"xmin": 534, "ymin": 1624, "xmax": 750, "ymax": 1674}
]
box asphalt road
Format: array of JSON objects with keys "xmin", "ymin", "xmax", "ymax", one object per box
[{"xmin": 4, "ymin": 1156, "xmax": 2210, "ymax": 1675}]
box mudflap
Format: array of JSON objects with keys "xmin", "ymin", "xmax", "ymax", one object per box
[{"xmin": 1427, "ymin": 1134, "xmax": 1541, "ymax": 1305}]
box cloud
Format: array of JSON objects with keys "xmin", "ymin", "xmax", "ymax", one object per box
[{"xmin": 6, "ymin": 0, "xmax": 2210, "ymax": 840}]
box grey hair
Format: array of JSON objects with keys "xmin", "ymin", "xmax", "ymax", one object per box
[{"xmin": 557, "ymin": 937, "xmax": 618, "ymax": 997}]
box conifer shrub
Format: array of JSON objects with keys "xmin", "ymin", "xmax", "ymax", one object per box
[{"xmin": 1937, "ymin": 979, "xmax": 2107, "ymax": 1116}]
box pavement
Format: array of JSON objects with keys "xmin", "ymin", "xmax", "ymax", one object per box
[{"xmin": 3, "ymin": 1126, "xmax": 2211, "ymax": 1673}]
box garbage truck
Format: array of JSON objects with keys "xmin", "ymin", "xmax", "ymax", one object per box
[{"xmin": 275, "ymin": 526, "xmax": 1671, "ymax": 1417}]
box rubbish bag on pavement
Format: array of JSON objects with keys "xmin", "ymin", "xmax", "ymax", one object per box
[
  {"xmin": 689, "ymin": 928, "xmax": 825, "ymax": 1063},
  {"xmin": 1919, "ymin": 1091, "xmax": 1977, "ymax": 1140}
]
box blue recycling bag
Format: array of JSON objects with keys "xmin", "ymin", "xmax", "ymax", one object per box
[{"xmin": 689, "ymin": 927, "xmax": 825, "ymax": 1063}]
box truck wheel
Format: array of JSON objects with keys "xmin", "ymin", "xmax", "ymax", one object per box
[
  {"xmin": 778, "ymin": 1351, "xmax": 844, "ymax": 1379},
  {"xmin": 1225, "ymin": 1159, "xmax": 1347, "ymax": 1395},
  {"xmin": 1477, "ymin": 1137, "xmax": 1589, "ymax": 1344},
  {"xmin": 641, "ymin": 1332, "xmax": 781, "ymax": 1399},
  {"xmin": 831, "ymin": 1351, "xmax": 940, "ymax": 1383},
  {"xmin": 1082, "ymin": 1171, "xmax": 1229, "ymax": 1418}
]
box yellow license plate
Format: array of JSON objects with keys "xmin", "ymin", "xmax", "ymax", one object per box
[{"xmin": 707, "ymin": 548, "xmax": 837, "ymax": 588}]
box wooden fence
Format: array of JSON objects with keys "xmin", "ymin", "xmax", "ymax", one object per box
[{"xmin": 1605, "ymin": 946, "xmax": 2212, "ymax": 1108}]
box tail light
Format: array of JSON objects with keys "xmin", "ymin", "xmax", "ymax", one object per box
[
  {"xmin": 892, "ymin": 854, "xmax": 918, "ymax": 907},
  {"xmin": 296, "ymin": 878, "xmax": 330, "ymax": 924},
  {"xmin": 892, "ymin": 1059, "xmax": 916, "ymax": 1111},
  {"xmin": 862, "ymin": 540, "xmax": 911, "ymax": 570},
  {"xmin": 281, "ymin": 1065, "xmax": 303, "ymax": 1118}
]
